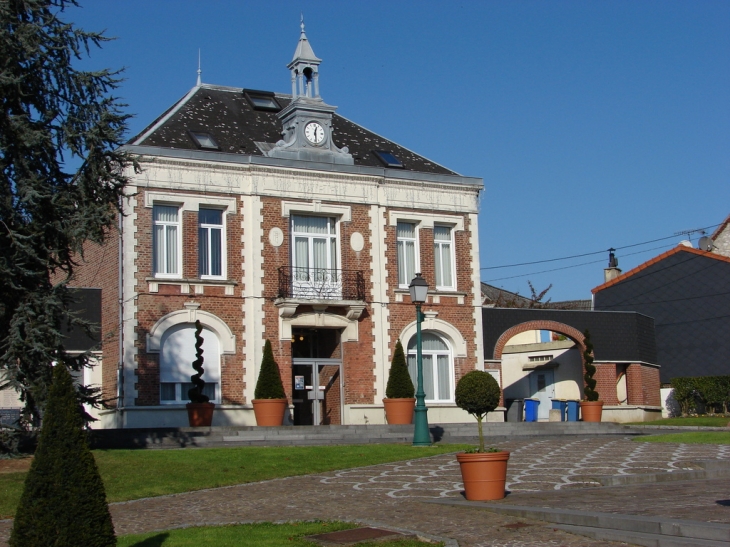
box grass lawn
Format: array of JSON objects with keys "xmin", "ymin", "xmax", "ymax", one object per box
[
  {"xmin": 633, "ymin": 432, "xmax": 730, "ymax": 444},
  {"xmin": 629, "ymin": 416, "xmax": 730, "ymax": 427},
  {"xmin": 0, "ymin": 443, "xmax": 468, "ymax": 519},
  {"xmin": 117, "ymin": 521, "xmax": 442, "ymax": 547}
]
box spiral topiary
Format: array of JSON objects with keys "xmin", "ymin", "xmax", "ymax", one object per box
[
  {"xmin": 188, "ymin": 320, "xmax": 209, "ymax": 404},
  {"xmin": 455, "ymin": 370, "xmax": 501, "ymax": 453},
  {"xmin": 582, "ymin": 329, "xmax": 599, "ymax": 401},
  {"xmin": 254, "ymin": 339, "xmax": 286, "ymax": 399},
  {"xmin": 385, "ymin": 340, "xmax": 415, "ymax": 399}
]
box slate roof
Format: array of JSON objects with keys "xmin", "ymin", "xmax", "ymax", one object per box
[
  {"xmin": 592, "ymin": 246, "xmax": 730, "ymax": 382},
  {"xmin": 129, "ymin": 84, "xmax": 457, "ymax": 176},
  {"xmin": 482, "ymin": 308, "xmax": 657, "ymax": 364},
  {"xmin": 480, "ymin": 282, "xmax": 591, "ymax": 310}
]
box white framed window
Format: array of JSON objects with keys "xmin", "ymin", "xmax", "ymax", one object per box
[
  {"xmin": 159, "ymin": 323, "xmax": 220, "ymax": 404},
  {"xmin": 433, "ymin": 225, "xmax": 455, "ymax": 290},
  {"xmin": 396, "ymin": 222, "xmax": 418, "ymax": 288},
  {"xmin": 198, "ymin": 208, "xmax": 224, "ymax": 278},
  {"xmin": 291, "ymin": 215, "xmax": 340, "ymax": 299},
  {"xmin": 153, "ymin": 205, "xmax": 181, "ymax": 278},
  {"xmin": 407, "ymin": 332, "xmax": 453, "ymax": 403}
]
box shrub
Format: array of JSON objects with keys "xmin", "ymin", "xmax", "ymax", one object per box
[
  {"xmin": 385, "ymin": 340, "xmax": 415, "ymax": 399},
  {"xmin": 187, "ymin": 320, "xmax": 209, "ymax": 404},
  {"xmin": 455, "ymin": 370, "xmax": 501, "ymax": 452},
  {"xmin": 10, "ymin": 365, "xmax": 115, "ymax": 547},
  {"xmin": 671, "ymin": 376, "xmax": 730, "ymax": 416},
  {"xmin": 671, "ymin": 377, "xmax": 700, "ymax": 415},
  {"xmin": 582, "ymin": 329, "xmax": 599, "ymax": 401},
  {"xmin": 254, "ymin": 340, "xmax": 286, "ymax": 400}
]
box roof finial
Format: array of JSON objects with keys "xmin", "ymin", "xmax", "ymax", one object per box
[
  {"xmin": 300, "ymin": 13, "xmax": 305, "ymax": 35},
  {"xmin": 196, "ymin": 49, "xmax": 202, "ymax": 87}
]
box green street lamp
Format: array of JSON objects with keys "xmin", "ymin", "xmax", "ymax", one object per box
[{"xmin": 409, "ymin": 273, "xmax": 431, "ymax": 446}]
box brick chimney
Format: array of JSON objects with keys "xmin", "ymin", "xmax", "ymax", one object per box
[{"xmin": 604, "ymin": 248, "xmax": 622, "ymax": 283}]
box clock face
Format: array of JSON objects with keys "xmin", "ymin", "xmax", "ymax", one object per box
[{"xmin": 304, "ymin": 121, "xmax": 325, "ymax": 144}]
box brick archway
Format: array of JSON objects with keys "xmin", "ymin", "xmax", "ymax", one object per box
[{"xmin": 493, "ymin": 320, "xmax": 586, "ymax": 360}]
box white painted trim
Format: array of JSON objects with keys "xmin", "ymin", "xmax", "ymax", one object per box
[
  {"xmin": 399, "ymin": 318, "xmax": 467, "ymax": 358},
  {"xmin": 242, "ymin": 195, "xmax": 265, "ymax": 405},
  {"xmin": 147, "ymin": 308, "xmax": 236, "ymax": 354},
  {"xmin": 370, "ymin": 204, "xmax": 390, "ymax": 405},
  {"xmin": 388, "ymin": 211, "xmax": 464, "ymax": 231},
  {"xmin": 122, "ymin": 190, "xmax": 139, "ymax": 406},
  {"xmin": 469, "ymin": 213, "xmax": 485, "ymax": 368},
  {"xmin": 281, "ymin": 200, "xmax": 351, "ymax": 222},
  {"xmin": 279, "ymin": 312, "xmax": 358, "ymax": 343},
  {"xmin": 144, "ymin": 191, "xmax": 237, "ymax": 214}
]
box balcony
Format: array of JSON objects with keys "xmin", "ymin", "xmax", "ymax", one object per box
[{"xmin": 278, "ymin": 266, "xmax": 366, "ymax": 302}]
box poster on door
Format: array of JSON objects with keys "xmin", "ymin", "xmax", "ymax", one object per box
[{"xmin": 294, "ymin": 376, "xmax": 305, "ymax": 390}]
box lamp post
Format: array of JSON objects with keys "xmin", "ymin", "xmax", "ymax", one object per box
[{"xmin": 409, "ymin": 273, "xmax": 431, "ymax": 446}]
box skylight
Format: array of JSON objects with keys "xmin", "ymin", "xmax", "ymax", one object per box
[
  {"xmin": 372, "ymin": 150, "xmax": 403, "ymax": 168},
  {"xmin": 189, "ymin": 131, "xmax": 219, "ymax": 150},
  {"xmin": 243, "ymin": 89, "xmax": 281, "ymax": 112}
]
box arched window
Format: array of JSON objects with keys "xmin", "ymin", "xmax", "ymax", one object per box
[
  {"xmin": 407, "ymin": 332, "xmax": 453, "ymax": 402},
  {"xmin": 159, "ymin": 324, "xmax": 220, "ymax": 404}
]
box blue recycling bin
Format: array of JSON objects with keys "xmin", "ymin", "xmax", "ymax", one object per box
[
  {"xmin": 524, "ymin": 398, "xmax": 540, "ymax": 422},
  {"xmin": 551, "ymin": 399, "xmax": 567, "ymax": 422},
  {"xmin": 566, "ymin": 400, "xmax": 580, "ymax": 422}
]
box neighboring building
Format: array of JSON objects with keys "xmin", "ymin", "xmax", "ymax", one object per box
[
  {"xmin": 593, "ymin": 245, "xmax": 730, "ymax": 384},
  {"xmin": 72, "ymin": 25, "xmax": 484, "ymax": 428},
  {"xmin": 711, "ymin": 214, "xmax": 730, "ymax": 257}
]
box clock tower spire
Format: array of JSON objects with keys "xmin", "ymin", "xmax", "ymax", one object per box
[{"xmin": 266, "ymin": 18, "xmax": 353, "ymax": 165}]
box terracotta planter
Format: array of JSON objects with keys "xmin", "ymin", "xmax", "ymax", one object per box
[
  {"xmin": 383, "ymin": 398, "xmax": 416, "ymax": 424},
  {"xmin": 252, "ymin": 398, "xmax": 288, "ymax": 426},
  {"xmin": 186, "ymin": 402, "xmax": 215, "ymax": 427},
  {"xmin": 456, "ymin": 451, "xmax": 510, "ymax": 501},
  {"xmin": 580, "ymin": 401, "xmax": 604, "ymax": 422}
]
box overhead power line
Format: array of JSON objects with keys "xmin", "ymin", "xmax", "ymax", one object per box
[{"xmin": 480, "ymin": 223, "xmax": 720, "ymax": 271}]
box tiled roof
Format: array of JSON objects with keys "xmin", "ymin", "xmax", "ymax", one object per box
[
  {"xmin": 481, "ymin": 282, "xmax": 591, "ymax": 310},
  {"xmin": 129, "ymin": 84, "xmax": 457, "ymax": 176},
  {"xmin": 591, "ymin": 245, "xmax": 730, "ymax": 294}
]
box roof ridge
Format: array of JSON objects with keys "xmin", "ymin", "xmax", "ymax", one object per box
[
  {"xmin": 592, "ymin": 245, "xmax": 730, "ymax": 293},
  {"xmin": 132, "ymin": 86, "xmax": 200, "ymax": 146}
]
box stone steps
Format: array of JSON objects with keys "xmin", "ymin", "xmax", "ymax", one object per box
[{"xmin": 89, "ymin": 421, "xmax": 636, "ymax": 449}]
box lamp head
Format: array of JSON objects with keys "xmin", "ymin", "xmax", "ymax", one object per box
[{"xmin": 409, "ymin": 273, "xmax": 429, "ymax": 303}]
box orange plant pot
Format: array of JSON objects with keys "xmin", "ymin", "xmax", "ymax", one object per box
[
  {"xmin": 383, "ymin": 398, "xmax": 416, "ymax": 424},
  {"xmin": 456, "ymin": 451, "xmax": 510, "ymax": 501},
  {"xmin": 252, "ymin": 399, "xmax": 288, "ymax": 426},
  {"xmin": 580, "ymin": 401, "xmax": 604, "ymax": 422},
  {"xmin": 186, "ymin": 402, "xmax": 215, "ymax": 427}
]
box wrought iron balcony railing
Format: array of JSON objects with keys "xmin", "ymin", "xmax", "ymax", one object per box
[{"xmin": 278, "ymin": 266, "xmax": 365, "ymax": 301}]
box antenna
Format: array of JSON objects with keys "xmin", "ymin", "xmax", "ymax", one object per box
[{"xmin": 196, "ymin": 49, "xmax": 202, "ymax": 87}]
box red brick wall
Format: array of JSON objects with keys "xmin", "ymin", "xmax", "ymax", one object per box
[
  {"xmin": 594, "ymin": 363, "xmax": 618, "ymax": 405},
  {"xmin": 627, "ymin": 363, "xmax": 661, "ymax": 406}
]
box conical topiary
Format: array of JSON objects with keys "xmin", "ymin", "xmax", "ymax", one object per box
[
  {"xmin": 582, "ymin": 329, "xmax": 600, "ymax": 401},
  {"xmin": 187, "ymin": 320, "xmax": 209, "ymax": 403},
  {"xmin": 254, "ymin": 339, "xmax": 286, "ymax": 399},
  {"xmin": 385, "ymin": 340, "xmax": 415, "ymax": 399},
  {"xmin": 10, "ymin": 365, "xmax": 115, "ymax": 547}
]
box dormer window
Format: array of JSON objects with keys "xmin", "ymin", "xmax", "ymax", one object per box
[
  {"xmin": 243, "ymin": 89, "xmax": 281, "ymax": 112},
  {"xmin": 372, "ymin": 150, "xmax": 403, "ymax": 168},
  {"xmin": 189, "ymin": 131, "xmax": 219, "ymax": 150}
]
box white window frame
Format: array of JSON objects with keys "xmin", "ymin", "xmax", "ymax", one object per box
[
  {"xmin": 160, "ymin": 382, "xmax": 219, "ymax": 405},
  {"xmin": 198, "ymin": 207, "xmax": 226, "ymax": 280},
  {"xmin": 433, "ymin": 224, "xmax": 456, "ymax": 291},
  {"xmin": 152, "ymin": 204, "xmax": 182, "ymax": 279},
  {"xmin": 291, "ymin": 215, "xmax": 341, "ymax": 299},
  {"xmin": 396, "ymin": 221, "xmax": 420, "ymax": 289},
  {"xmin": 407, "ymin": 332, "xmax": 454, "ymax": 403}
]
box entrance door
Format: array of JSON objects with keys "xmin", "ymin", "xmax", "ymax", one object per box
[
  {"xmin": 530, "ymin": 369, "xmax": 555, "ymax": 420},
  {"xmin": 292, "ymin": 359, "xmax": 342, "ymax": 425}
]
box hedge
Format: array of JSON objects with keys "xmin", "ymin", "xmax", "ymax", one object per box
[{"xmin": 670, "ymin": 376, "xmax": 730, "ymax": 415}]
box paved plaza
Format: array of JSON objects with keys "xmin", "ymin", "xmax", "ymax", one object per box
[{"xmin": 1, "ymin": 435, "xmax": 729, "ymax": 546}]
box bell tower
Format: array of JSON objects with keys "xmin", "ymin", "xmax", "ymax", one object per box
[{"xmin": 266, "ymin": 18, "xmax": 353, "ymax": 165}]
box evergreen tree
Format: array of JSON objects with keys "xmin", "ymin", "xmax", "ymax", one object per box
[
  {"xmin": 0, "ymin": 0, "xmax": 134, "ymax": 426},
  {"xmin": 10, "ymin": 364, "xmax": 115, "ymax": 546},
  {"xmin": 254, "ymin": 340, "xmax": 286, "ymax": 399},
  {"xmin": 385, "ymin": 340, "xmax": 415, "ymax": 399}
]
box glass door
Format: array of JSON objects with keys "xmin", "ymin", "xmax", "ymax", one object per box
[{"xmin": 291, "ymin": 359, "xmax": 342, "ymax": 425}]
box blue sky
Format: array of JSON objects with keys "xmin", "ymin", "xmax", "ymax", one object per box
[{"xmin": 68, "ymin": 0, "xmax": 729, "ymax": 301}]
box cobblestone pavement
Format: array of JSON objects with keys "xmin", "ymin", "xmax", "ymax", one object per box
[
  {"xmin": 320, "ymin": 436, "xmax": 730, "ymax": 498},
  {"xmin": 1, "ymin": 436, "xmax": 727, "ymax": 546}
]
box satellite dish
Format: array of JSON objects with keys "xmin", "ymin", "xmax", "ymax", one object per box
[
  {"xmin": 698, "ymin": 236, "xmax": 714, "ymax": 251},
  {"xmin": 679, "ymin": 240, "xmax": 692, "ymax": 247}
]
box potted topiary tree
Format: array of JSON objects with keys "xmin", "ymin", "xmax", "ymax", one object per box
[
  {"xmin": 186, "ymin": 320, "xmax": 215, "ymax": 427},
  {"xmin": 454, "ymin": 370, "xmax": 510, "ymax": 501},
  {"xmin": 383, "ymin": 340, "xmax": 416, "ymax": 424},
  {"xmin": 252, "ymin": 339, "xmax": 288, "ymax": 426},
  {"xmin": 579, "ymin": 329, "xmax": 603, "ymax": 422}
]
